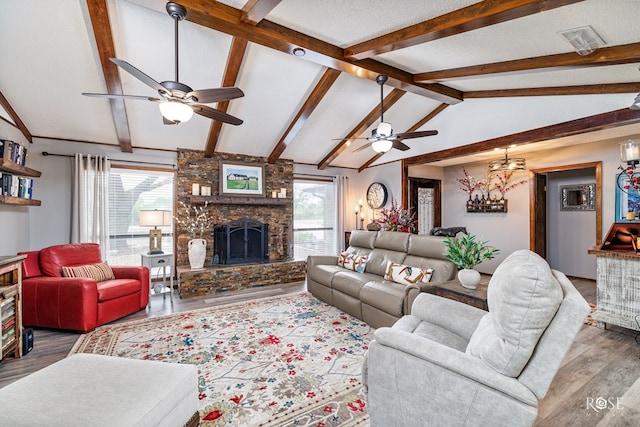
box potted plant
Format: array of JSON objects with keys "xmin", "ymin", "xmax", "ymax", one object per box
[{"xmin": 443, "ymin": 233, "xmax": 499, "ymax": 289}]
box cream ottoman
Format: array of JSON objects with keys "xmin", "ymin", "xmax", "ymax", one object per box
[{"xmin": 0, "ymin": 354, "xmax": 199, "ymax": 427}]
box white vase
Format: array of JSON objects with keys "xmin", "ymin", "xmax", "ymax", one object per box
[
  {"xmin": 188, "ymin": 238, "xmax": 207, "ymax": 269},
  {"xmin": 458, "ymin": 268, "xmax": 481, "ymax": 289}
]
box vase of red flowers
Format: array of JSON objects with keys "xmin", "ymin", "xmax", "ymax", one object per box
[{"xmin": 377, "ymin": 198, "xmax": 417, "ymax": 233}]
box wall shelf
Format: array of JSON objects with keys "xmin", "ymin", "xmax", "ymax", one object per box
[
  {"xmin": 0, "ymin": 159, "xmax": 41, "ymax": 206},
  {"xmin": 0, "ymin": 159, "xmax": 41, "ymax": 178},
  {"xmin": 466, "ymin": 200, "xmax": 508, "ymax": 213},
  {"xmin": 0, "ymin": 195, "xmax": 41, "ymax": 206},
  {"xmin": 190, "ymin": 195, "xmax": 290, "ymax": 206}
]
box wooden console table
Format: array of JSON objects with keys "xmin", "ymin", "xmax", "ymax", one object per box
[
  {"xmin": 588, "ymin": 247, "xmax": 640, "ymax": 331},
  {"xmin": 433, "ymin": 279, "xmax": 489, "ymax": 311}
]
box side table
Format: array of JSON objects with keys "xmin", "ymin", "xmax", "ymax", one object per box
[
  {"xmin": 140, "ymin": 253, "xmax": 174, "ymax": 303},
  {"xmin": 433, "ymin": 279, "xmax": 489, "ymax": 311}
]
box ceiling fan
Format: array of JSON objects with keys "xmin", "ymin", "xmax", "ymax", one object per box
[
  {"xmin": 83, "ymin": 2, "xmax": 244, "ymax": 126},
  {"xmin": 346, "ymin": 75, "xmax": 438, "ymax": 153}
]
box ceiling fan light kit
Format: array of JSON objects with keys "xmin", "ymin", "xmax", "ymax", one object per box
[
  {"xmin": 371, "ymin": 139, "xmax": 393, "ymax": 153},
  {"xmin": 82, "ymin": 2, "xmax": 244, "ymax": 126},
  {"xmin": 159, "ymin": 101, "xmax": 193, "ymax": 124}
]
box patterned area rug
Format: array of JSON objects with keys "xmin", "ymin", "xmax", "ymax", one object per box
[{"xmin": 70, "ymin": 292, "xmax": 373, "ymax": 426}]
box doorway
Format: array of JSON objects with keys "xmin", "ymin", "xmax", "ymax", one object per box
[
  {"xmin": 408, "ymin": 177, "xmax": 441, "ymax": 235},
  {"xmin": 530, "ymin": 162, "xmax": 602, "ymax": 275}
]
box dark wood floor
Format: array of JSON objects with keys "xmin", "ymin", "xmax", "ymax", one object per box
[{"xmin": 1, "ymin": 279, "xmax": 638, "ymax": 426}]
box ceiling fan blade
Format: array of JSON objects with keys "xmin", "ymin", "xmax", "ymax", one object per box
[
  {"xmin": 391, "ymin": 140, "xmax": 410, "ymax": 151},
  {"xmin": 110, "ymin": 58, "xmax": 165, "ymax": 93},
  {"xmin": 331, "ymin": 137, "xmax": 368, "ymax": 141},
  {"xmin": 353, "ymin": 142, "xmax": 373, "ymax": 153},
  {"xmin": 192, "ymin": 104, "xmax": 243, "ymax": 125},
  {"xmin": 187, "ymin": 87, "xmax": 245, "ymax": 104},
  {"xmin": 82, "ymin": 93, "xmax": 161, "ymax": 102},
  {"xmin": 394, "ymin": 130, "xmax": 438, "ymax": 140}
]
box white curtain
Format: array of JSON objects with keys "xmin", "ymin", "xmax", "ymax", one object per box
[
  {"xmin": 335, "ymin": 175, "xmax": 349, "ymax": 253},
  {"xmin": 71, "ymin": 154, "xmax": 111, "ymax": 258}
]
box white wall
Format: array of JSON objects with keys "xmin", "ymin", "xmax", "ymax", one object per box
[
  {"xmin": 546, "ymin": 169, "xmax": 597, "ymax": 278},
  {"xmin": 439, "ymin": 138, "xmax": 627, "ymax": 276}
]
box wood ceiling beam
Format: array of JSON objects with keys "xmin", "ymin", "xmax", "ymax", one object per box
[
  {"xmin": 268, "ymin": 68, "xmax": 341, "ymax": 164},
  {"xmin": 86, "ymin": 0, "xmax": 132, "ymax": 153},
  {"xmin": 0, "ymin": 90, "xmax": 32, "ymax": 143},
  {"xmin": 403, "ymin": 107, "xmax": 640, "ymax": 166},
  {"xmin": 204, "ymin": 37, "xmax": 248, "ymax": 157},
  {"xmin": 465, "ymin": 82, "xmax": 640, "ymax": 98},
  {"xmin": 358, "ymin": 104, "xmax": 449, "ymax": 172},
  {"xmin": 345, "ymin": 0, "xmax": 584, "ymax": 60},
  {"xmin": 241, "ymin": 0, "xmax": 282, "ymax": 25},
  {"xmin": 415, "ymin": 42, "xmax": 640, "ymax": 83},
  {"xmin": 318, "ymin": 89, "xmax": 405, "ymax": 169},
  {"xmin": 179, "ymin": 0, "xmax": 462, "ymax": 104}
]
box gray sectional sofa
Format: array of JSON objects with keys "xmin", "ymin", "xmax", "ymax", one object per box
[{"xmin": 306, "ymin": 230, "xmax": 456, "ymax": 328}]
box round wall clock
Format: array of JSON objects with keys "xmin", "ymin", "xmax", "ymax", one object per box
[{"xmin": 366, "ymin": 182, "xmax": 388, "ymax": 209}]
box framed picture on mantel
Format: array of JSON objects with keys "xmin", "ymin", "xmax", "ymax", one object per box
[{"xmin": 219, "ymin": 161, "xmax": 265, "ymax": 197}]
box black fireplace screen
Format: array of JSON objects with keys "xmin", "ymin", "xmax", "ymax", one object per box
[{"xmin": 213, "ymin": 218, "xmax": 269, "ymax": 264}]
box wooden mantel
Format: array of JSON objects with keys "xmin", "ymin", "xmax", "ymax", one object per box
[{"xmin": 189, "ymin": 195, "xmax": 291, "ymax": 206}]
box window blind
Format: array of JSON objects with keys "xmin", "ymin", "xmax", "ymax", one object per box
[
  {"xmin": 293, "ymin": 179, "xmax": 336, "ymax": 260},
  {"xmin": 107, "ymin": 168, "xmax": 174, "ymax": 265}
]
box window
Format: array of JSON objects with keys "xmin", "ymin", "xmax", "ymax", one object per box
[
  {"xmin": 107, "ymin": 167, "xmax": 174, "ymax": 265},
  {"xmin": 293, "ymin": 178, "xmax": 336, "ymax": 260}
]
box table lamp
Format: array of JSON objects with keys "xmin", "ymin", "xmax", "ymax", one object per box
[{"xmin": 139, "ymin": 209, "xmax": 172, "ymax": 254}]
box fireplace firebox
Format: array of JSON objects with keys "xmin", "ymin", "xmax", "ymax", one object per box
[{"xmin": 213, "ymin": 218, "xmax": 269, "ymax": 264}]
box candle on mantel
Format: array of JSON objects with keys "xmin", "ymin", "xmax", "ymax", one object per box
[
  {"xmin": 355, "ymin": 205, "xmax": 359, "ymax": 213},
  {"xmin": 360, "ymin": 213, "xmax": 364, "ymax": 220}
]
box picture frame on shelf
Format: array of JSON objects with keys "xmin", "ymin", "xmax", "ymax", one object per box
[
  {"xmin": 219, "ymin": 161, "xmax": 265, "ymax": 197},
  {"xmin": 615, "ymin": 173, "xmax": 640, "ymax": 222}
]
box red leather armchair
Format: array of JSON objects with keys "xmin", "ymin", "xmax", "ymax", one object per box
[{"xmin": 19, "ymin": 243, "xmax": 149, "ymax": 333}]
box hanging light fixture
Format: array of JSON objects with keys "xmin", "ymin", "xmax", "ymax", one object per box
[
  {"xmin": 630, "ymin": 93, "xmax": 640, "ymax": 110},
  {"xmin": 620, "ymin": 140, "xmax": 640, "ymax": 166},
  {"xmin": 488, "ymin": 148, "xmax": 526, "ymax": 172},
  {"xmin": 159, "ymin": 100, "xmax": 193, "ymax": 124}
]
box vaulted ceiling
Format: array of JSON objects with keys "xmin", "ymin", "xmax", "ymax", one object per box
[{"xmin": 2, "ymin": 0, "xmax": 640, "ymax": 171}]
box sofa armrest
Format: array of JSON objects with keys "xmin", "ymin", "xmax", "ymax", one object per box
[
  {"xmin": 22, "ymin": 277, "xmax": 99, "ymax": 332},
  {"xmin": 410, "ymin": 292, "xmax": 488, "ymax": 341},
  {"xmin": 306, "ymin": 255, "xmax": 339, "ymax": 268},
  {"xmin": 403, "ymin": 282, "xmax": 437, "ymax": 314},
  {"xmin": 369, "ymin": 327, "xmax": 536, "ymax": 406},
  {"xmin": 111, "ymin": 266, "xmax": 150, "ymax": 309}
]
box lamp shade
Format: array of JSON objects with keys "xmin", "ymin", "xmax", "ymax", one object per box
[
  {"xmin": 620, "ymin": 140, "xmax": 640, "ymax": 164},
  {"xmin": 371, "ymin": 139, "xmax": 393, "ymax": 153},
  {"xmin": 158, "ymin": 101, "xmax": 193, "ymax": 123},
  {"xmin": 139, "ymin": 210, "xmax": 172, "ymax": 227}
]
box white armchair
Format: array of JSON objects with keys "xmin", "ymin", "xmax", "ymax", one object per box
[{"xmin": 362, "ymin": 250, "xmax": 590, "ymax": 427}]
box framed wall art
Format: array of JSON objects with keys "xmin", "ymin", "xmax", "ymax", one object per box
[
  {"xmin": 219, "ymin": 161, "xmax": 265, "ymax": 197},
  {"xmin": 615, "ymin": 173, "xmax": 640, "ymax": 222}
]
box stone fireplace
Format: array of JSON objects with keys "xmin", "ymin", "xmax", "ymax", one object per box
[
  {"xmin": 213, "ymin": 217, "xmax": 269, "ymax": 264},
  {"xmin": 174, "ymin": 149, "xmax": 305, "ymax": 298}
]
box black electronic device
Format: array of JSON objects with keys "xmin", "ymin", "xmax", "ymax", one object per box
[{"xmin": 22, "ymin": 327, "xmax": 33, "ymax": 355}]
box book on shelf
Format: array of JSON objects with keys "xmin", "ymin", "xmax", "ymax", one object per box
[
  {"xmin": 0, "ymin": 139, "xmax": 28, "ymax": 166},
  {"xmin": 0, "ymin": 173, "xmax": 34, "ymax": 198}
]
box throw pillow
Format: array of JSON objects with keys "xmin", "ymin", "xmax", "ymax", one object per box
[
  {"xmin": 337, "ymin": 251, "xmax": 351, "ymax": 267},
  {"xmin": 342, "ymin": 254, "xmax": 368, "ymax": 273},
  {"xmin": 61, "ymin": 262, "xmax": 115, "ymax": 282},
  {"xmin": 384, "ymin": 261, "xmax": 433, "ymax": 285}
]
